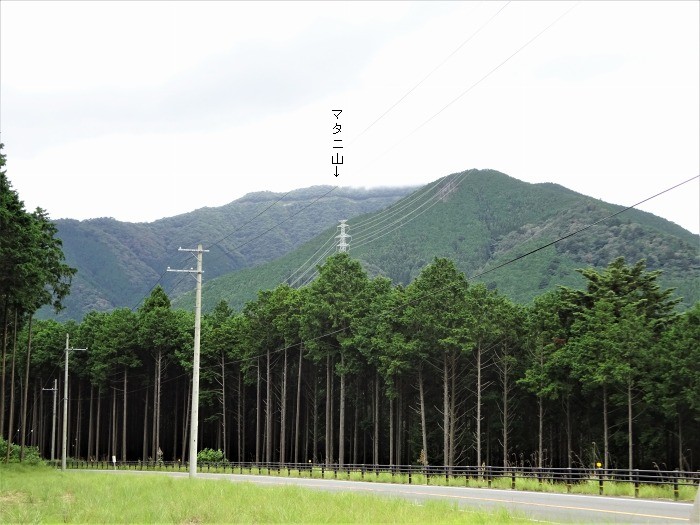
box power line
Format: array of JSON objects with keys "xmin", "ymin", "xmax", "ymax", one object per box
[
  {"xmin": 352, "ymin": 1, "xmax": 511, "ymax": 143},
  {"xmin": 469, "ymin": 175, "xmax": 700, "ymax": 281},
  {"xmin": 351, "ymin": 171, "xmax": 470, "ymax": 249},
  {"xmin": 351, "ymin": 177, "xmax": 444, "ymax": 231},
  {"xmin": 359, "ymin": 1, "xmax": 579, "ymax": 172}
]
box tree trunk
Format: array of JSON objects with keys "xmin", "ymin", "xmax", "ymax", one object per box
[
  {"xmin": 294, "ymin": 346, "xmax": 303, "ymax": 463},
  {"xmin": 603, "ymin": 384, "xmax": 609, "ymax": 471},
  {"xmin": 220, "ymin": 351, "xmax": 227, "ymax": 460},
  {"xmin": 389, "ymin": 394, "xmax": 394, "ymax": 465},
  {"xmin": 112, "ymin": 386, "xmax": 117, "ymax": 460},
  {"xmin": 241, "ymin": 375, "xmax": 246, "ymax": 462},
  {"xmin": 154, "ymin": 351, "xmax": 162, "ymax": 459},
  {"xmin": 20, "ymin": 314, "xmax": 33, "ymax": 461},
  {"xmin": 373, "ymin": 373, "xmax": 379, "ymax": 465},
  {"xmin": 449, "ymin": 352, "xmax": 456, "ymax": 468},
  {"xmin": 338, "ymin": 354, "xmax": 346, "ymax": 467},
  {"xmin": 172, "ymin": 385, "xmax": 178, "ymax": 461},
  {"xmin": 538, "ymin": 395, "xmax": 543, "ymax": 469},
  {"xmin": 499, "ymin": 344, "xmax": 511, "ymax": 468},
  {"xmin": 87, "ymin": 385, "xmax": 94, "ymax": 460},
  {"xmin": 265, "ymin": 347, "xmax": 272, "ymax": 463},
  {"xmin": 280, "ymin": 348, "xmax": 288, "ymax": 464},
  {"xmin": 19, "ymin": 315, "xmax": 34, "ymax": 461},
  {"xmin": 38, "ymin": 380, "xmax": 45, "ymax": 454},
  {"xmin": 122, "ymin": 368, "xmax": 128, "ymax": 462},
  {"xmin": 237, "ymin": 370, "xmax": 242, "ymax": 462},
  {"xmin": 418, "ymin": 366, "xmax": 428, "ymax": 465},
  {"xmin": 0, "ymin": 304, "xmax": 9, "ymax": 440},
  {"xmin": 397, "ymin": 383, "xmax": 402, "ymax": 467},
  {"xmin": 313, "ymin": 373, "xmax": 319, "ymax": 463},
  {"xmin": 5, "ymin": 310, "xmax": 18, "ymax": 462},
  {"xmin": 255, "ymin": 358, "xmax": 261, "ymax": 463},
  {"xmin": 330, "ymin": 367, "xmax": 334, "ymax": 464},
  {"xmin": 325, "ymin": 354, "xmax": 331, "ymax": 465},
  {"xmin": 476, "ymin": 344, "xmax": 482, "ymax": 468},
  {"xmin": 678, "ymin": 412, "xmax": 683, "ymax": 470},
  {"xmin": 96, "ymin": 387, "xmax": 102, "ymax": 461},
  {"xmin": 352, "ymin": 391, "xmax": 359, "ymax": 465},
  {"xmin": 181, "ymin": 378, "xmax": 190, "ymax": 462},
  {"xmin": 31, "ymin": 383, "xmax": 38, "ymax": 447},
  {"xmin": 443, "ymin": 352, "xmax": 449, "ymax": 467},
  {"xmin": 141, "ymin": 386, "xmax": 147, "ymax": 462},
  {"xmin": 627, "ymin": 379, "xmax": 633, "ymax": 472},
  {"xmin": 75, "ymin": 382, "xmax": 83, "ymax": 459},
  {"xmin": 566, "ymin": 395, "xmax": 572, "ymax": 469}
]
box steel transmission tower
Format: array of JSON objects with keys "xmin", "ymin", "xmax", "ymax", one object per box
[{"xmin": 336, "ymin": 219, "xmax": 351, "ymax": 252}]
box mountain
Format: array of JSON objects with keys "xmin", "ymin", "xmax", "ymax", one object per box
[
  {"xmin": 49, "ymin": 185, "xmax": 415, "ymax": 320},
  {"xmin": 173, "ymin": 169, "xmax": 699, "ymax": 312}
]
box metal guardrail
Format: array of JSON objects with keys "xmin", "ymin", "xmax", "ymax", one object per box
[{"xmin": 51, "ymin": 460, "xmax": 699, "ymax": 500}]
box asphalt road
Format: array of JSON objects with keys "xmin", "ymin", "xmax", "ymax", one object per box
[{"xmin": 80, "ymin": 469, "xmax": 697, "ymax": 524}]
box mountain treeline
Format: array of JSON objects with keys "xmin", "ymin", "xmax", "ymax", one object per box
[
  {"xmin": 51, "ymin": 185, "xmax": 413, "ymax": 320},
  {"xmin": 177, "ymin": 170, "xmax": 699, "ymax": 315},
  {"xmin": 5, "ymin": 253, "xmax": 698, "ymax": 471}
]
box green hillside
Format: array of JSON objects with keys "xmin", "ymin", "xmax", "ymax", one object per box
[
  {"xmin": 176, "ymin": 169, "xmax": 699, "ymax": 312},
  {"xmin": 50, "ymin": 186, "xmax": 414, "ymax": 320}
]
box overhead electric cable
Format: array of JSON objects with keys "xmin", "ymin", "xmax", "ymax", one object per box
[
  {"xmin": 353, "ymin": 1, "xmax": 510, "ymax": 142},
  {"xmin": 352, "ymin": 171, "xmax": 470, "ymax": 248},
  {"xmin": 469, "ymin": 175, "xmax": 700, "ymax": 281},
  {"xmin": 284, "ymin": 232, "xmax": 335, "ymax": 286},
  {"xmin": 351, "ymin": 177, "xmax": 444, "ymax": 232},
  {"xmin": 359, "ymin": 1, "xmax": 580, "ymax": 172}
]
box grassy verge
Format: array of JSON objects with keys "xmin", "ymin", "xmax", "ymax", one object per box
[
  {"xmin": 0, "ymin": 464, "xmax": 530, "ymax": 524},
  {"xmin": 106, "ymin": 463, "xmax": 697, "ymax": 502}
]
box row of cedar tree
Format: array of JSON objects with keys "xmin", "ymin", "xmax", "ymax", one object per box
[{"xmin": 1, "ymin": 146, "xmax": 699, "ymax": 472}]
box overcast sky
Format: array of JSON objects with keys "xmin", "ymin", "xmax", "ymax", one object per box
[{"xmin": 1, "ymin": 1, "xmax": 698, "ymax": 234}]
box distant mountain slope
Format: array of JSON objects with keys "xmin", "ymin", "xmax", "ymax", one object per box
[
  {"xmin": 177, "ymin": 169, "xmax": 699, "ymax": 312},
  {"xmin": 50, "ymin": 186, "xmax": 415, "ymax": 320}
]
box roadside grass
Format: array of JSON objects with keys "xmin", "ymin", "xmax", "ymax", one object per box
[{"xmin": 0, "ymin": 464, "xmax": 530, "ymax": 524}]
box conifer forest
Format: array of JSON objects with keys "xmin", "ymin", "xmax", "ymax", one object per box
[{"xmin": 1, "ymin": 144, "xmax": 699, "ymax": 472}]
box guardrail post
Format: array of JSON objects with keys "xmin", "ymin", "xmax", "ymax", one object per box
[
  {"xmin": 634, "ymin": 469, "xmax": 639, "ymax": 498},
  {"xmin": 321, "ymin": 464, "xmax": 325, "ymax": 478},
  {"xmin": 512, "ymin": 470, "xmax": 516, "ymax": 490},
  {"xmin": 673, "ymin": 468, "xmax": 679, "ymax": 501},
  {"xmin": 566, "ymin": 468, "xmax": 572, "ymax": 493},
  {"xmin": 408, "ymin": 466, "xmax": 412, "ymax": 485},
  {"xmin": 598, "ymin": 470, "xmax": 604, "ymax": 495}
]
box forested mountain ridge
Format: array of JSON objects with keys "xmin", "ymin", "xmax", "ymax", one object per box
[
  {"xmin": 50, "ymin": 186, "xmax": 414, "ymax": 319},
  {"xmin": 176, "ymin": 169, "xmax": 699, "ymax": 312}
]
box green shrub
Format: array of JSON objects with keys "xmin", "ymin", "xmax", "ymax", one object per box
[
  {"xmin": 0, "ymin": 436, "xmax": 43, "ymax": 465},
  {"xmin": 196, "ymin": 448, "xmax": 225, "ymax": 463}
]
